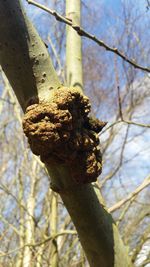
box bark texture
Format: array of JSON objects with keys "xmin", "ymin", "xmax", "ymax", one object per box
[{"xmin": 23, "ymin": 87, "xmax": 105, "ymax": 185}]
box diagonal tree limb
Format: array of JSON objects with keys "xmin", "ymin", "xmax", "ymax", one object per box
[
  {"xmin": 27, "ymin": 0, "xmax": 150, "ymax": 73},
  {"xmin": 109, "ymin": 175, "xmax": 150, "ymax": 213}
]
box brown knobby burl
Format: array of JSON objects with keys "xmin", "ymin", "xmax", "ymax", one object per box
[{"xmin": 22, "ymin": 87, "xmax": 106, "ymax": 184}]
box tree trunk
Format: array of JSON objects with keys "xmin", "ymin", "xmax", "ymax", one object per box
[
  {"xmin": 66, "ymin": 0, "xmax": 83, "ymax": 91},
  {"xmin": 49, "ymin": 192, "xmax": 58, "ymax": 267},
  {"xmin": 0, "ymin": 0, "xmax": 132, "ymax": 266},
  {"xmin": 22, "ymin": 161, "xmax": 37, "ymax": 267}
]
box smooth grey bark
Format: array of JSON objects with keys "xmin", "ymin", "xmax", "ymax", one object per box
[
  {"xmin": 66, "ymin": 0, "xmax": 83, "ymax": 91},
  {"xmin": 0, "ymin": 0, "xmax": 60, "ymax": 111},
  {"xmin": 0, "ymin": 1, "xmax": 132, "ymax": 266}
]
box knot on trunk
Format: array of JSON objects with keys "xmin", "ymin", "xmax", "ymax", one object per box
[{"xmin": 22, "ymin": 87, "xmax": 106, "ymax": 184}]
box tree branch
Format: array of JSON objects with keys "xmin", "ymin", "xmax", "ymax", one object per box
[
  {"xmin": 109, "ymin": 175, "xmax": 150, "ymax": 213},
  {"xmin": 27, "ymin": 0, "xmax": 150, "ymax": 73}
]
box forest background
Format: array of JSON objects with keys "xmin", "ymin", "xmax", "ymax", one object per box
[{"xmin": 0, "ymin": 0, "xmax": 150, "ymax": 266}]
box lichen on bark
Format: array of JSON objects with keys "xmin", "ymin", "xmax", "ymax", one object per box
[{"xmin": 22, "ymin": 87, "xmax": 106, "ymax": 184}]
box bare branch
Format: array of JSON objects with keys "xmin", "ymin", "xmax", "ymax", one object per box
[
  {"xmin": 0, "ymin": 230, "xmax": 77, "ymax": 257},
  {"xmin": 109, "ymin": 175, "xmax": 150, "ymax": 213},
  {"xmin": 100, "ymin": 119, "xmax": 150, "ymax": 135},
  {"xmin": 27, "ymin": 0, "xmax": 150, "ymax": 73},
  {"xmin": 131, "ymin": 225, "xmax": 150, "ymax": 263}
]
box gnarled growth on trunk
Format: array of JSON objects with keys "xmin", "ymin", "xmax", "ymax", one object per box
[{"xmin": 23, "ymin": 86, "xmax": 106, "ymax": 187}]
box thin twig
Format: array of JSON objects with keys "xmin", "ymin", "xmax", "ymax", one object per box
[
  {"xmin": 109, "ymin": 175, "xmax": 150, "ymax": 213},
  {"xmin": 114, "ymin": 55, "xmax": 123, "ymax": 120},
  {"xmin": 100, "ymin": 119, "xmax": 150, "ymax": 135},
  {"xmin": 122, "ymin": 119, "xmax": 150, "ymax": 128},
  {"xmin": 27, "ymin": 0, "xmax": 150, "ymax": 73},
  {"xmin": 0, "ymin": 230, "xmax": 77, "ymax": 257},
  {"xmin": 100, "ymin": 124, "xmax": 130, "ymax": 187}
]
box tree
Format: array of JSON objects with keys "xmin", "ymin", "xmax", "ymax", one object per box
[{"xmin": 0, "ymin": 0, "xmax": 149, "ymax": 267}]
